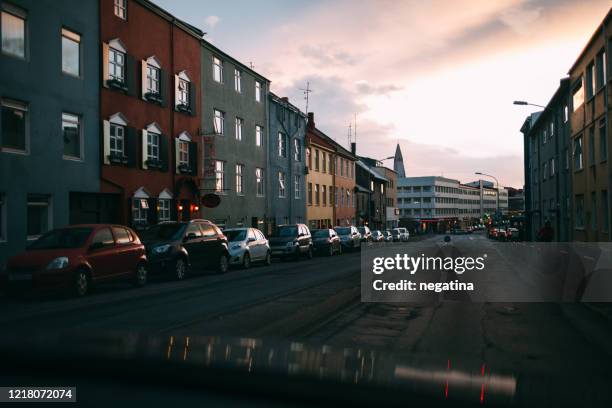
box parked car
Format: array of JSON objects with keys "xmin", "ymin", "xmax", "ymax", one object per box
[
  {"xmin": 383, "ymin": 230, "xmax": 393, "ymax": 242},
  {"xmin": 269, "ymin": 224, "xmax": 313, "ymax": 260},
  {"xmin": 334, "ymin": 226, "xmax": 361, "ymax": 251},
  {"xmin": 6, "ymin": 224, "xmax": 148, "ymax": 297},
  {"xmin": 488, "ymin": 228, "xmax": 499, "ymax": 239},
  {"xmin": 358, "ymin": 226, "xmax": 372, "ymax": 242},
  {"xmin": 224, "ymin": 228, "xmax": 271, "ymax": 268},
  {"xmin": 311, "ymin": 229, "xmax": 342, "ymax": 256},
  {"xmin": 392, "ymin": 227, "xmax": 410, "ymax": 242},
  {"xmin": 371, "ymin": 230, "xmax": 384, "ymax": 242},
  {"xmin": 139, "ymin": 219, "xmax": 230, "ymax": 278}
]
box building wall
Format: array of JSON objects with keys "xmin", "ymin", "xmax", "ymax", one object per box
[
  {"xmin": 268, "ymin": 94, "xmax": 307, "ymax": 227},
  {"xmin": 568, "ymin": 16, "xmax": 611, "ymax": 242},
  {"xmin": 199, "ymin": 41, "xmax": 269, "ymax": 230},
  {"xmin": 383, "ymin": 167, "xmax": 399, "ymax": 229},
  {"xmin": 305, "ymin": 135, "xmax": 334, "ymax": 230},
  {"xmin": 0, "ymin": 0, "xmax": 99, "ymax": 265},
  {"xmin": 99, "ymin": 0, "xmax": 203, "ymax": 227},
  {"xmin": 333, "ymin": 152, "xmax": 356, "ymax": 226}
]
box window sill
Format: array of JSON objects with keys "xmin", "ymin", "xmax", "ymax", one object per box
[
  {"xmin": 62, "ymin": 71, "xmax": 81, "ymax": 79},
  {"xmin": 1, "ymin": 148, "xmax": 29, "ymax": 155},
  {"xmin": 63, "ymin": 155, "xmax": 83, "ymax": 162},
  {"xmin": 1, "ymin": 51, "xmax": 26, "ymax": 61}
]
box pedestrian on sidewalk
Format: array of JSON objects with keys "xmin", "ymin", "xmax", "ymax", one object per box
[{"xmin": 537, "ymin": 220, "xmax": 554, "ymax": 242}]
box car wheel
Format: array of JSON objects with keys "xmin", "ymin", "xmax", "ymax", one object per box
[
  {"xmin": 218, "ymin": 254, "xmax": 229, "ymax": 274},
  {"xmin": 242, "ymin": 253, "xmax": 251, "ymax": 269},
  {"xmin": 134, "ymin": 263, "xmax": 147, "ymax": 287},
  {"xmin": 264, "ymin": 251, "xmax": 272, "ymax": 266},
  {"xmin": 307, "ymin": 246, "xmax": 314, "ymax": 259},
  {"xmin": 174, "ymin": 257, "xmax": 187, "ymax": 281},
  {"xmin": 74, "ymin": 269, "xmax": 89, "ymax": 297}
]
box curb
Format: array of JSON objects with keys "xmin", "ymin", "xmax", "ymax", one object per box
[{"xmin": 560, "ymin": 303, "xmax": 612, "ymax": 357}]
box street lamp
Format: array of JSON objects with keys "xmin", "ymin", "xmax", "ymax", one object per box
[
  {"xmin": 513, "ymin": 100, "xmax": 551, "ymax": 111},
  {"xmin": 475, "ymin": 172, "xmax": 500, "ymax": 216}
]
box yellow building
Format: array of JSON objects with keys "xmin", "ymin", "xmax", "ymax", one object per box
[{"xmin": 306, "ymin": 115, "xmax": 335, "ymax": 229}]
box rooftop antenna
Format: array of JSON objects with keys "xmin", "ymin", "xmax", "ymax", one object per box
[
  {"xmin": 354, "ymin": 113, "xmax": 357, "ymax": 145},
  {"xmin": 347, "ymin": 123, "xmax": 352, "ymax": 146},
  {"xmin": 299, "ymin": 81, "xmax": 312, "ymax": 114},
  {"xmin": 248, "ymin": 61, "xmax": 254, "ymax": 69}
]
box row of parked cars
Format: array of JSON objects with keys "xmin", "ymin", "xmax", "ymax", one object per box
[
  {"xmin": 4, "ymin": 220, "xmax": 411, "ymax": 298},
  {"xmin": 487, "ymin": 226, "xmax": 520, "ymax": 241}
]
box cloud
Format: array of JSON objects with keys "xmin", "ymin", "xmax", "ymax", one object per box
[
  {"xmin": 354, "ymin": 80, "xmax": 403, "ymax": 96},
  {"xmin": 204, "ymin": 15, "xmax": 220, "ymax": 29},
  {"xmin": 299, "ymin": 44, "xmax": 361, "ymax": 67}
]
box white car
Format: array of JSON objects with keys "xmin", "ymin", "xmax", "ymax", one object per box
[
  {"xmin": 392, "ymin": 227, "xmax": 410, "ymax": 242},
  {"xmin": 225, "ymin": 228, "xmax": 271, "ymax": 268}
]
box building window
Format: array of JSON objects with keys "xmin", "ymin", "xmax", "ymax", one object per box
[
  {"xmin": 572, "ymin": 78, "xmax": 584, "ymax": 111},
  {"xmin": 109, "ymin": 47, "xmax": 125, "ymax": 83},
  {"xmin": 178, "ymin": 140, "xmax": 189, "ymax": 166},
  {"xmin": 114, "ymin": 0, "xmax": 127, "ymax": 19},
  {"xmin": 213, "ymin": 56, "xmax": 223, "ymax": 83},
  {"xmin": 1, "ymin": 5, "xmax": 25, "ymax": 58},
  {"xmin": 234, "ymin": 69, "xmax": 241, "ymax": 92},
  {"xmin": 322, "ymin": 185, "xmax": 327, "ymax": 206},
  {"xmin": 330, "ymin": 186, "xmax": 334, "ymax": 206},
  {"xmin": 278, "ymin": 132, "xmax": 287, "ymax": 157},
  {"xmin": 27, "ymin": 195, "xmax": 51, "ymax": 240},
  {"xmin": 235, "ymin": 164, "xmax": 244, "ymax": 195},
  {"xmin": 147, "ymin": 64, "xmax": 160, "ymax": 94},
  {"xmin": 214, "ymin": 110, "xmax": 225, "ymax": 135},
  {"xmin": 602, "ymin": 190, "xmax": 609, "ymax": 233},
  {"xmin": 307, "ymin": 182, "xmax": 313, "ymax": 205},
  {"xmin": 550, "ymin": 158, "xmax": 555, "ymax": 177},
  {"xmin": 255, "ymin": 125, "xmax": 263, "ymax": 146},
  {"xmin": 293, "ymin": 138, "xmax": 301, "ymax": 161},
  {"xmin": 591, "ymin": 192, "xmax": 597, "ymax": 231},
  {"xmin": 600, "ymin": 119, "xmax": 607, "ymax": 162},
  {"xmin": 132, "ymin": 198, "xmax": 148, "ymax": 225},
  {"xmin": 586, "ymin": 62, "xmax": 595, "ymax": 99},
  {"xmin": 322, "ymin": 152, "xmax": 327, "ymax": 173},
  {"xmin": 574, "ymin": 135, "xmax": 583, "ymax": 170},
  {"xmin": 315, "ymin": 184, "xmax": 320, "ymax": 205},
  {"xmin": 256, "ymin": 168, "xmax": 264, "ymax": 196},
  {"xmin": 109, "ymin": 123, "xmax": 124, "ymax": 156},
  {"xmin": 294, "ymin": 175, "xmax": 301, "ymax": 199},
  {"xmin": 158, "ymin": 199, "xmax": 171, "ymax": 222},
  {"xmin": 255, "ymin": 81, "xmax": 262, "ymax": 102},
  {"xmin": 147, "ymin": 131, "xmax": 159, "ymax": 161},
  {"xmin": 178, "ymin": 78, "xmax": 190, "ymax": 106},
  {"xmin": 0, "ymin": 193, "xmax": 6, "ymax": 241},
  {"xmin": 61, "ymin": 28, "xmax": 80, "ymax": 76},
  {"xmin": 1, "ymin": 99, "xmax": 28, "ymax": 153},
  {"xmin": 563, "ymin": 105, "xmax": 569, "ymax": 123},
  {"xmin": 215, "ymin": 160, "xmax": 225, "ymax": 193},
  {"xmin": 588, "ymin": 127, "xmax": 595, "ymax": 166},
  {"xmin": 62, "ymin": 112, "xmax": 81, "ymax": 160},
  {"xmin": 315, "ymin": 149, "xmax": 320, "ymax": 171},
  {"xmin": 278, "ymin": 172, "xmax": 286, "ymax": 198},
  {"xmin": 235, "ymin": 117, "xmax": 243, "ymax": 141},
  {"xmin": 575, "ymin": 194, "xmax": 584, "ymax": 229}
]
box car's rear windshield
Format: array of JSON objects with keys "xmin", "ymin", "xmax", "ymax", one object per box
[
  {"xmin": 273, "ymin": 226, "xmax": 297, "ymax": 237},
  {"xmin": 28, "ymin": 228, "xmax": 93, "ymax": 250},
  {"xmin": 312, "ymin": 230, "xmax": 329, "ymax": 237},
  {"xmin": 140, "ymin": 224, "xmax": 185, "ymax": 241},
  {"xmin": 225, "ymin": 230, "xmax": 247, "ymax": 242},
  {"xmin": 335, "ymin": 227, "xmax": 351, "ymax": 235}
]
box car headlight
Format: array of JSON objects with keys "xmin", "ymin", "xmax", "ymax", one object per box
[
  {"xmin": 46, "ymin": 257, "xmax": 69, "ymax": 270},
  {"xmin": 230, "ymin": 244, "xmax": 242, "ymax": 250},
  {"xmin": 152, "ymin": 244, "xmax": 171, "ymax": 254}
]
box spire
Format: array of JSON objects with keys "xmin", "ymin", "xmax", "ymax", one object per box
[{"xmin": 393, "ymin": 143, "xmax": 406, "ymax": 178}]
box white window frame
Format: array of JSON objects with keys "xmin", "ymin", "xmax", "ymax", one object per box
[
  {"xmin": 62, "ymin": 112, "xmax": 82, "ymax": 160},
  {"xmin": 255, "ymin": 125, "xmax": 263, "ymax": 147},
  {"xmin": 235, "ymin": 164, "xmax": 244, "ymax": 195},
  {"xmin": 158, "ymin": 189, "xmax": 172, "ymax": 222},
  {"xmin": 178, "ymin": 78, "xmax": 190, "ymax": 106},
  {"xmin": 293, "ymin": 138, "xmax": 301, "ymax": 161},
  {"xmin": 147, "ymin": 131, "xmax": 160, "ymax": 161},
  {"xmin": 215, "ymin": 160, "xmax": 226, "ymax": 193},
  {"xmin": 114, "ymin": 0, "xmax": 127, "ymax": 20},
  {"xmin": 1, "ymin": 98, "xmax": 29, "ymax": 154},
  {"xmin": 234, "ymin": 69, "xmax": 241, "ymax": 92},
  {"xmin": 109, "ymin": 46, "xmax": 125, "ymax": 83},
  {"xmin": 255, "ymin": 81, "xmax": 262, "ymax": 102},
  {"xmin": 235, "ymin": 117, "xmax": 243, "ymax": 141},
  {"xmin": 214, "ymin": 109, "xmax": 225, "ymax": 135},
  {"xmin": 109, "ymin": 122, "xmax": 125, "ymax": 156},
  {"xmin": 294, "ymin": 175, "xmax": 301, "ymax": 199},
  {"xmin": 178, "ymin": 140, "xmax": 189, "ymax": 166},
  {"xmin": 26, "ymin": 195, "xmax": 52, "ymax": 240},
  {"xmin": 213, "ymin": 56, "xmax": 223, "ymax": 83},
  {"xmin": 61, "ymin": 28, "xmax": 80, "ymax": 77},
  {"xmin": 1, "ymin": 4, "xmax": 26, "ymax": 59},
  {"xmin": 278, "ymin": 171, "xmax": 286, "ymax": 198},
  {"xmin": 146, "ymin": 63, "xmax": 160, "ymax": 95},
  {"xmin": 256, "ymin": 168, "xmax": 264, "ymax": 197},
  {"xmin": 278, "ymin": 132, "xmax": 286, "ymax": 157}
]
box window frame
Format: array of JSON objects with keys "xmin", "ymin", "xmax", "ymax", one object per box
[
  {"xmin": 62, "ymin": 111, "xmax": 83, "ymax": 161},
  {"xmin": 108, "ymin": 47, "xmax": 125, "ymax": 83},
  {"xmin": 294, "ymin": 175, "xmax": 301, "ymax": 199},
  {"xmin": 214, "ymin": 160, "xmax": 226, "ymax": 194},
  {"xmin": 1, "ymin": 4, "xmax": 26, "ymax": 59},
  {"xmin": 235, "ymin": 163, "xmax": 244, "ymax": 195},
  {"xmin": 61, "ymin": 28, "xmax": 81, "ymax": 77},
  {"xmin": 147, "ymin": 131, "xmax": 160, "ymax": 162},
  {"xmin": 114, "ymin": 0, "xmax": 127, "ymax": 20},
  {"xmin": 1, "ymin": 98, "xmax": 29, "ymax": 154},
  {"xmin": 255, "ymin": 81, "xmax": 262, "ymax": 102},
  {"xmin": 212, "ymin": 56, "xmax": 223, "ymax": 83},
  {"xmin": 256, "ymin": 167, "xmax": 265, "ymax": 197},
  {"xmin": 235, "ymin": 117, "xmax": 243, "ymax": 141},
  {"xmin": 158, "ymin": 198, "xmax": 171, "ymax": 222},
  {"xmin": 214, "ymin": 109, "xmax": 225, "ymax": 135},
  {"xmin": 131, "ymin": 198, "xmax": 148, "ymax": 225},
  {"xmin": 146, "ymin": 64, "xmax": 160, "ymax": 95},
  {"xmin": 255, "ymin": 125, "xmax": 263, "ymax": 147},
  {"xmin": 278, "ymin": 171, "xmax": 286, "ymax": 198},
  {"xmin": 178, "ymin": 77, "xmax": 190, "ymax": 106},
  {"xmin": 109, "ymin": 122, "xmax": 125, "ymax": 157},
  {"xmin": 178, "ymin": 139, "xmax": 189, "ymax": 166},
  {"xmin": 26, "ymin": 195, "xmax": 52, "ymax": 240},
  {"xmin": 234, "ymin": 69, "xmax": 241, "ymax": 93}
]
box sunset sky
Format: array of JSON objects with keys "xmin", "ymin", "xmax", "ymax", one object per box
[{"xmin": 155, "ymin": 0, "xmax": 611, "ymax": 188}]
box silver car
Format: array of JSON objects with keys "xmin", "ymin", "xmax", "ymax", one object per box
[
  {"xmin": 334, "ymin": 226, "xmax": 361, "ymax": 251},
  {"xmin": 225, "ymin": 228, "xmax": 271, "ymax": 269}
]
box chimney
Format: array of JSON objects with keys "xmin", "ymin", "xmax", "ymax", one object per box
[
  {"xmin": 351, "ymin": 142, "xmax": 356, "ymax": 155},
  {"xmin": 307, "ymin": 112, "xmax": 315, "ymax": 129}
]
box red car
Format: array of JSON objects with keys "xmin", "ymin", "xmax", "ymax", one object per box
[{"xmin": 6, "ymin": 224, "xmax": 148, "ymax": 297}]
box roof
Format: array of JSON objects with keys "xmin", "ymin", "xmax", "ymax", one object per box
[
  {"xmin": 357, "ymin": 160, "xmax": 388, "ymax": 181},
  {"xmin": 140, "ymin": 0, "xmax": 204, "ymax": 39},
  {"xmin": 269, "ymin": 92, "xmax": 307, "ymax": 118},
  {"xmin": 527, "ymin": 77, "xmax": 570, "ymax": 133},
  {"xmin": 201, "ymin": 38, "xmax": 270, "ymax": 83}
]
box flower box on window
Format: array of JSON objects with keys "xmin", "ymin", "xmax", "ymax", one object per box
[
  {"xmin": 108, "ymin": 153, "xmax": 128, "ymax": 165},
  {"xmin": 107, "ymin": 78, "xmax": 128, "ymax": 91},
  {"xmin": 176, "ymin": 103, "xmax": 192, "ymax": 114},
  {"xmin": 146, "ymin": 158, "xmax": 163, "ymax": 170},
  {"xmin": 178, "ymin": 163, "xmax": 192, "ymax": 174},
  {"xmin": 144, "ymin": 92, "xmax": 163, "ymax": 104}
]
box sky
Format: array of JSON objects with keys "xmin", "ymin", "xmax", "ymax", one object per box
[{"xmin": 155, "ymin": 0, "xmax": 611, "ymax": 188}]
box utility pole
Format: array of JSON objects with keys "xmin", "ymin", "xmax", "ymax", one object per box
[{"xmin": 300, "ymin": 81, "xmax": 312, "ymax": 114}]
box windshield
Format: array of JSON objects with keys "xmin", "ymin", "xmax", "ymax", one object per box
[
  {"xmin": 139, "ymin": 224, "xmax": 185, "ymax": 241},
  {"xmin": 273, "ymin": 226, "xmax": 297, "ymax": 237},
  {"xmin": 312, "ymin": 230, "xmax": 329, "ymax": 238},
  {"xmin": 225, "ymin": 230, "xmax": 247, "ymax": 242},
  {"xmin": 28, "ymin": 228, "xmax": 93, "ymax": 250},
  {"xmin": 335, "ymin": 227, "xmax": 351, "ymax": 235}
]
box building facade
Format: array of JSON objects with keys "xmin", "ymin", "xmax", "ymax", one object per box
[
  {"xmin": 331, "ymin": 141, "xmax": 356, "ymax": 227},
  {"xmin": 99, "ymin": 0, "xmax": 203, "ymax": 230},
  {"xmin": 567, "ymin": 10, "xmax": 611, "ymax": 242},
  {"xmin": 199, "ymin": 39, "xmax": 269, "ymax": 231},
  {"xmin": 521, "ymin": 78, "xmax": 572, "ymax": 241},
  {"xmin": 355, "ymin": 157, "xmax": 388, "ymax": 230},
  {"xmin": 305, "ymin": 114, "xmax": 334, "ymax": 229},
  {"xmin": 0, "ymin": 0, "xmax": 100, "ymax": 265},
  {"xmin": 268, "ymin": 93, "xmax": 307, "ymax": 228},
  {"xmin": 382, "ymin": 167, "xmax": 399, "ymax": 229}
]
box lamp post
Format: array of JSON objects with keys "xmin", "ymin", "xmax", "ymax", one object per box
[
  {"xmin": 513, "ymin": 100, "xmax": 550, "ymax": 110},
  {"xmin": 475, "ymin": 172, "xmax": 500, "ymax": 217}
]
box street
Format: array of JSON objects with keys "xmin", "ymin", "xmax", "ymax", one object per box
[{"xmin": 1, "ymin": 233, "xmax": 611, "ymax": 380}]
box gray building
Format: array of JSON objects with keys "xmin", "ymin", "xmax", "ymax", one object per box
[
  {"xmin": 0, "ymin": 0, "xmax": 100, "ymax": 266},
  {"xmin": 520, "ymin": 78, "xmax": 572, "ymax": 241},
  {"xmin": 199, "ymin": 39, "xmax": 270, "ymax": 231},
  {"xmin": 268, "ymin": 92, "xmax": 307, "ymax": 228}
]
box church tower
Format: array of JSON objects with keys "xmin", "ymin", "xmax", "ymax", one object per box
[{"xmin": 393, "ymin": 143, "xmax": 406, "ymax": 178}]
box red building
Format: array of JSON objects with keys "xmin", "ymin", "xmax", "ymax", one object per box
[{"xmin": 99, "ymin": 0, "xmax": 203, "ymax": 228}]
